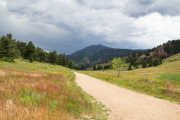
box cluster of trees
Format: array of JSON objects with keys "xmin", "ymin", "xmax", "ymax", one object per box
[
  {"xmin": 92, "ymin": 62, "xmax": 111, "ymax": 71},
  {"xmin": 0, "ymin": 34, "xmax": 74, "ymax": 68},
  {"xmin": 126, "ymin": 53, "xmax": 162, "ymax": 70},
  {"xmin": 164, "ymin": 40, "xmax": 180, "ymax": 55},
  {"xmin": 126, "ymin": 40, "xmax": 180, "ymax": 70}
]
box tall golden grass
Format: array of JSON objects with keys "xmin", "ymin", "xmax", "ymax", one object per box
[
  {"xmin": 0, "ymin": 70, "xmax": 75, "ymax": 120},
  {"xmin": 0, "ymin": 60, "xmax": 108, "ymax": 120}
]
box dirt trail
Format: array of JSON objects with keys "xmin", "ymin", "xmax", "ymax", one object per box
[{"xmin": 75, "ymin": 72, "xmax": 180, "ymax": 120}]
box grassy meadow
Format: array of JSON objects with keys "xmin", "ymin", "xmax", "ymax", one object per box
[
  {"xmin": 0, "ymin": 59, "xmax": 108, "ymax": 120},
  {"xmin": 82, "ymin": 54, "xmax": 180, "ymax": 104}
]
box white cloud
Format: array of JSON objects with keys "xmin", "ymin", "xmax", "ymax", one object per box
[{"xmin": 132, "ymin": 13, "xmax": 180, "ymax": 48}]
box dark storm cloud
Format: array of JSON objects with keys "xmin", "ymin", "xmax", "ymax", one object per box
[
  {"xmin": 0, "ymin": 0, "xmax": 180, "ymax": 54},
  {"xmin": 34, "ymin": 29, "xmax": 106, "ymax": 54}
]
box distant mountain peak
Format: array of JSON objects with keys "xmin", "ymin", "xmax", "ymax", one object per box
[
  {"xmin": 69, "ymin": 44, "xmax": 141, "ymax": 66},
  {"xmin": 70, "ymin": 44, "xmax": 109, "ymax": 56},
  {"xmin": 85, "ymin": 44, "xmax": 109, "ymax": 49}
]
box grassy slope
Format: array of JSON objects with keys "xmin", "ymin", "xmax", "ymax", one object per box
[
  {"xmin": 163, "ymin": 53, "xmax": 180, "ymax": 63},
  {"xmin": 82, "ymin": 54, "xmax": 180, "ymax": 104},
  {"xmin": 0, "ymin": 59, "xmax": 108, "ymax": 120}
]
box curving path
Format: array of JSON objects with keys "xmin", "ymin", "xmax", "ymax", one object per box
[{"xmin": 75, "ymin": 72, "xmax": 180, "ymax": 120}]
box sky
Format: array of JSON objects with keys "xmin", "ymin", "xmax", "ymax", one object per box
[{"xmin": 0, "ymin": 0, "xmax": 180, "ymax": 54}]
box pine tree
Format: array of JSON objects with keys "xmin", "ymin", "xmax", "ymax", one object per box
[
  {"xmin": 25, "ymin": 41, "xmax": 35, "ymax": 62},
  {"xmin": 0, "ymin": 33, "xmax": 75, "ymax": 69},
  {"xmin": 16, "ymin": 41, "xmax": 27, "ymax": 58},
  {"xmin": 0, "ymin": 34, "xmax": 20, "ymax": 61},
  {"xmin": 47, "ymin": 51, "xmax": 57, "ymax": 64},
  {"xmin": 57, "ymin": 54, "xmax": 65, "ymax": 66},
  {"xmin": 34, "ymin": 47, "xmax": 47, "ymax": 62}
]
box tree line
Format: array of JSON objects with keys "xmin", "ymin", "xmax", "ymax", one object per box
[
  {"xmin": 0, "ymin": 34, "xmax": 74, "ymax": 68},
  {"xmin": 126, "ymin": 53, "xmax": 163, "ymax": 70},
  {"xmin": 126, "ymin": 39, "xmax": 180, "ymax": 70}
]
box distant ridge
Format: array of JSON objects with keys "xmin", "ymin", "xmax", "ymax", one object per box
[{"xmin": 69, "ymin": 44, "xmax": 143, "ymax": 67}]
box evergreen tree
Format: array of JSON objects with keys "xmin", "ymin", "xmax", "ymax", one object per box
[
  {"xmin": 34, "ymin": 47, "xmax": 47, "ymax": 62},
  {"xmin": 16, "ymin": 41, "xmax": 27, "ymax": 58},
  {"xmin": 47, "ymin": 51, "xmax": 57, "ymax": 64},
  {"xmin": 25, "ymin": 41, "xmax": 35, "ymax": 62},
  {"xmin": 57, "ymin": 54, "xmax": 65, "ymax": 66},
  {"xmin": 0, "ymin": 34, "xmax": 20, "ymax": 61}
]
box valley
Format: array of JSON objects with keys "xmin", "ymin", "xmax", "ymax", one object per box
[
  {"xmin": 1, "ymin": 0, "xmax": 180, "ymax": 119},
  {"xmin": 0, "ymin": 34, "xmax": 180, "ymax": 120}
]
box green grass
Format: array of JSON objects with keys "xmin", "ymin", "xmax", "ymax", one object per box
[
  {"xmin": 82, "ymin": 55, "xmax": 180, "ymax": 104},
  {"xmin": 159, "ymin": 74, "xmax": 180, "ymax": 84},
  {"xmin": 0, "ymin": 59, "xmax": 108, "ymax": 120},
  {"xmin": 17, "ymin": 88, "xmax": 59, "ymax": 112},
  {"xmin": 18, "ymin": 88, "xmax": 47, "ymax": 107},
  {"xmin": 0, "ymin": 59, "xmax": 73, "ymax": 77},
  {"xmin": 164, "ymin": 53, "xmax": 180, "ymax": 63}
]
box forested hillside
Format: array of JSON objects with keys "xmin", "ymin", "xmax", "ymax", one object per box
[
  {"xmin": 0, "ymin": 34, "xmax": 73, "ymax": 68},
  {"xmin": 69, "ymin": 44, "xmax": 143, "ymax": 69},
  {"xmin": 126, "ymin": 40, "xmax": 180, "ymax": 69},
  {"xmin": 81, "ymin": 40, "xmax": 180, "ymax": 71}
]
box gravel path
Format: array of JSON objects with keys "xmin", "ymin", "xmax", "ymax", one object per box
[{"xmin": 75, "ymin": 72, "xmax": 180, "ymax": 120}]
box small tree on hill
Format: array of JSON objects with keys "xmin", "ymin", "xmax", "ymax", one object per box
[{"xmin": 112, "ymin": 58, "xmax": 126, "ymax": 77}]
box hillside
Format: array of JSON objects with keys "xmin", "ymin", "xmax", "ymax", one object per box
[
  {"xmin": 70, "ymin": 40, "xmax": 180, "ymax": 70},
  {"xmin": 69, "ymin": 44, "xmax": 143, "ymax": 68},
  {"xmin": 82, "ymin": 54, "xmax": 180, "ymax": 103},
  {"xmin": 126, "ymin": 40, "xmax": 180, "ymax": 69},
  {"xmin": 143, "ymin": 40, "xmax": 180, "ymax": 59},
  {"xmin": 0, "ymin": 59, "xmax": 107, "ymax": 120},
  {"xmin": 163, "ymin": 53, "xmax": 180, "ymax": 63},
  {"xmin": 0, "ymin": 34, "xmax": 73, "ymax": 69}
]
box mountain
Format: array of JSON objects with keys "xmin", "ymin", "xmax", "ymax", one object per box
[{"xmin": 69, "ymin": 44, "xmax": 143, "ymax": 67}]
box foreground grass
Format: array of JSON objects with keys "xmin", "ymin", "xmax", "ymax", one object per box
[
  {"xmin": 0, "ymin": 59, "xmax": 108, "ymax": 120},
  {"xmin": 82, "ymin": 55, "xmax": 180, "ymax": 104}
]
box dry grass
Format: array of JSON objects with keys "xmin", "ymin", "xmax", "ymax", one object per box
[
  {"xmin": 0, "ymin": 100, "xmax": 74, "ymax": 120},
  {"xmin": 0, "ymin": 60, "xmax": 108, "ymax": 120},
  {"xmin": 0, "ymin": 70, "xmax": 74, "ymax": 120}
]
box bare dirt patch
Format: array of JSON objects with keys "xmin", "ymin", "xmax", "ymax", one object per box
[{"xmin": 0, "ymin": 70, "xmax": 6, "ymax": 77}]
